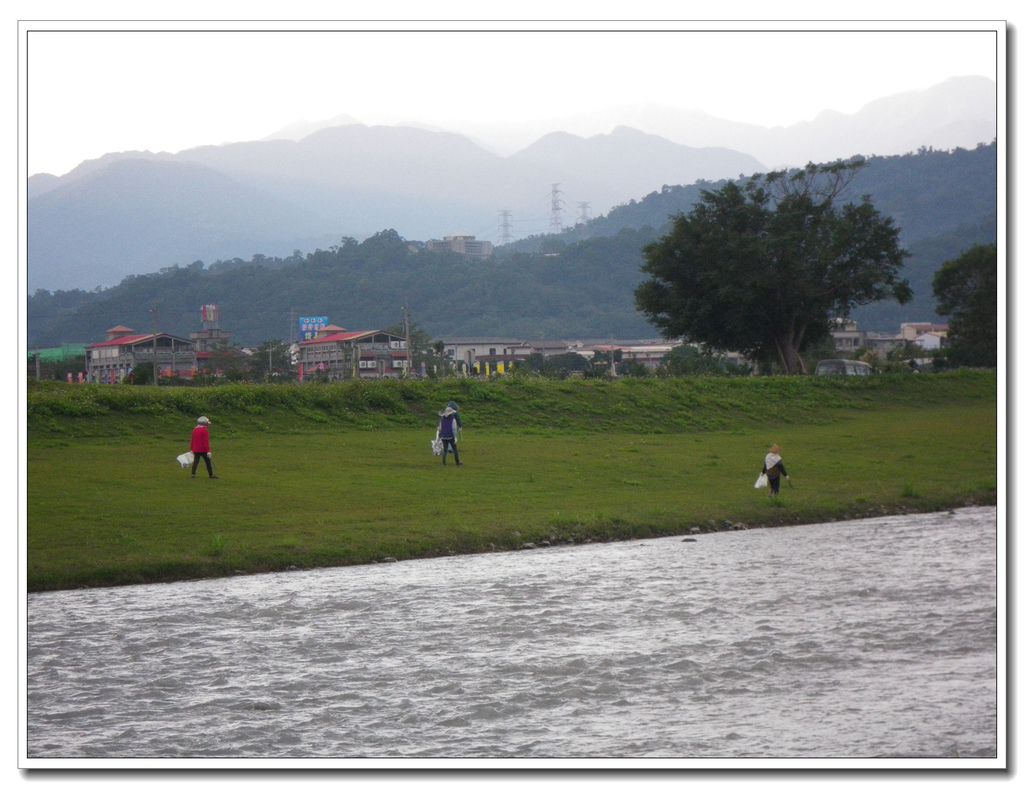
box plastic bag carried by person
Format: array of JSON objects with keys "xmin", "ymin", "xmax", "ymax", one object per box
[
  {"xmin": 431, "ymin": 433, "xmax": 443, "ymax": 456},
  {"xmin": 754, "ymin": 472, "xmax": 768, "ymax": 489},
  {"xmin": 177, "ymin": 451, "xmax": 194, "ymax": 469}
]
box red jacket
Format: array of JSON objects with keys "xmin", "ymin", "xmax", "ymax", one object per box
[{"xmin": 190, "ymin": 425, "xmax": 211, "ymax": 453}]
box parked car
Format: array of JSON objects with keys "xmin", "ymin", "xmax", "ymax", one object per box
[{"xmin": 815, "ymin": 359, "xmax": 875, "ymax": 376}]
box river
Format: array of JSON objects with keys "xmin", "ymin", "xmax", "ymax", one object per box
[{"xmin": 25, "ymin": 506, "xmax": 998, "ymax": 761}]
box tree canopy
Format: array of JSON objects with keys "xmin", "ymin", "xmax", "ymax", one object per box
[
  {"xmin": 933, "ymin": 243, "xmax": 998, "ymax": 368},
  {"xmin": 635, "ymin": 162, "xmax": 911, "ymax": 373}
]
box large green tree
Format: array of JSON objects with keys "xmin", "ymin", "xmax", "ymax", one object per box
[
  {"xmin": 635, "ymin": 162, "xmax": 911, "ymax": 373},
  {"xmin": 932, "ymin": 243, "xmax": 997, "ymax": 367}
]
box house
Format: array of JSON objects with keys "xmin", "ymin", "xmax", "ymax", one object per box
[
  {"xmin": 900, "ymin": 322, "xmax": 949, "ymax": 342},
  {"xmin": 912, "ymin": 331, "xmax": 947, "ymax": 351},
  {"xmin": 863, "ymin": 332, "xmax": 907, "ymax": 355},
  {"xmin": 86, "ymin": 326, "xmax": 196, "ymax": 383},
  {"xmin": 297, "ymin": 329, "xmax": 409, "ymax": 381}
]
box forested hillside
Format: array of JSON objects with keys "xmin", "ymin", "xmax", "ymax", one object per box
[
  {"xmin": 507, "ymin": 144, "xmax": 996, "ymax": 251},
  {"xmin": 28, "ymin": 144, "xmax": 996, "ymax": 347},
  {"xmin": 28, "ymin": 228, "xmax": 661, "ymax": 346}
]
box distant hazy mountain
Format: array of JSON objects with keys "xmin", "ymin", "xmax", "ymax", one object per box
[
  {"xmin": 445, "ymin": 76, "xmax": 996, "ymax": 168},
  {"xmin": 261, "ymin": 113, "xmax": 362, "ymax": 141},
  {"xmin": 27, "ymin": 159, "xmax": 334, "ymax": 291},
  {"xmin": 28, "ymin": 125, "xmax": 761, "ymax": 291}
]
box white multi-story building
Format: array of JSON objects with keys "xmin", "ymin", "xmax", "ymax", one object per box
[{"xmin": 426, "ymin": 234, "xmax": 494, "ymax": 260}]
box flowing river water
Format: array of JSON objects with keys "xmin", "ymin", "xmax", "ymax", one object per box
[{"xmin": 26, "ymin": 507, "xmax": 998, "ymax": 761}]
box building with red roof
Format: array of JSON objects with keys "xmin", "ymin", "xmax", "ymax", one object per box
[
  {"xmin": 86, "ymin": 326, "xmax": 197, "ymax": 383},
  {"xmin": 297, "ymin": 328, "xmax": 409, "ymax": 381}
]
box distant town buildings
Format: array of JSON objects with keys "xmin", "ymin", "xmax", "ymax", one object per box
[
  {"xmin": 426, "ymin": 234, "xmax": 494, "ymax": 260},
  {"xmin": 435, "ymin": 337, "xmax": 687, "ymax": 375},
  {"xmin": 71, "ymin": 309, "xmax": 953, "ymax": 386}
]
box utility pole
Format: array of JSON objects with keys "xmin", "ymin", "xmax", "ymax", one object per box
[
  {"xmin": 150, "ymin": 305, "xmax": 159, "ymax": 386},
  {"xmin": 549, "ymin": 183, "xmax": 564, "ymax": 234},
  {"xmin": 403, "ymin": 305, "xmax": 412, "ymax": 378},
  {"xmin": 498, "ymin": 210, "xmax": 514, "ymax": 245},
  {"xmin": 268, "ymin": 345, "xmax": 273, "ymax": 382},
  {"xmin": 288, "ymin": 307, "xmax": 297, "ymax": 344}
]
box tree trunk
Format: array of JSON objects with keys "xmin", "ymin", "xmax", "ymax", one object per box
[{"xmin": 773, "ymin": 333, "xmax": 807, "ymax": 374}]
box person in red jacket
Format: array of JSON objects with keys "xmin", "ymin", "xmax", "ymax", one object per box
[{"xmin": 190, "ymin": 416, "xmax": 218, "ymax": 479}]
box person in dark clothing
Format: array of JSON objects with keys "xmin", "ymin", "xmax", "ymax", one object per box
[
  {"xmin": 437, "ymin": 406, "xmax": 462, "ymax": 466},
  {"xmin": 447, "ymin": 401, "xmax": 462, "ymax": 430},
  {"xmin": 761, "ymin": 443, "xmax": 789, "ymax": 495},
  {"xmin": 190, "ymin": 416, "xmax": 218, "ymax": 479}
]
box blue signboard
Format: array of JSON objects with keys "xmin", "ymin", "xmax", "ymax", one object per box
[{"xmin": 298, "ymin": 316, "xmax": 329, "ymax": 341}]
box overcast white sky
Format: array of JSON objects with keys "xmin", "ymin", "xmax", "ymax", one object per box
[{"xmin": 25, "ymin": 23, "xmax": 998, "ymax": 177}]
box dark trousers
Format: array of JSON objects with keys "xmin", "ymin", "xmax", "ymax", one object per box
[
  {"xmin": 441, "ymin": 438, "xmax": 460, "ymax": 465},
  {"xmin": 192, "ymin": 452, "xmax": 214, "ymax": 477},
  {"xmin": 768, "ymin": 474, "xmax": 781, "ymax": 494}
]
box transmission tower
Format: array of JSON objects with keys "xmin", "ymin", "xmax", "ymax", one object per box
[
  {"xmin": 549, "ymin": 183, "xmax": 564, "ymax": 234},
  {"xmin": 577, "ymin": 201, "xmax": 591, "ymax": 224},
  {"xmin": 498, "ymin": 210, "xmax": 514, "ymax": 245}
]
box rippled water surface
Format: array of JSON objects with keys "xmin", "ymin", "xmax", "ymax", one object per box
[{"xmin": 27, "ymin": 507, "xmax": 998, "ymax": 759}]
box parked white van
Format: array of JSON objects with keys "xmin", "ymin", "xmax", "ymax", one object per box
[{"xmin": 814, "ymin": 359, "xmax": 875, "ymax": 376}]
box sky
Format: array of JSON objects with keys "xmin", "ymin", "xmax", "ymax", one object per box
[{"xmin": 25, "ymin": 22, "xmax": 999, "ymax": 177}]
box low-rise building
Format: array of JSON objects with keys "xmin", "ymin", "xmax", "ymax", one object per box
[
  {"xmin": 297, "ymin": 329, "xmax": 409, "ymax": 381},
  {"xmin": 523, "ymin": 339, "xmax": 576, "ymax": 357},
  {"xmin": 831, "ymin": 319, "xmax": 865, "ymax": 355},
  {"xmin": 617, "ymin": 341, "xmax": 684, "ymax": 370},
  {"xmin": 912, "ymin": 331, "xmax": 947, "ymax": 351},
  {"xmin": 863, "ymin": 332, "xmax": 906, "ymax": 355},
  {"xmin": 86, "ymin": 326, "xmax": 197, "ymax": 383},
  {"xmin": 426, "ymin": 234, "xmax": 494, "ymax": 260},
  {"xmin": 435, "ymin": 337, "xmax": 534, "ymax": 374},
  {"xmin": 900, "ymin": 322, "xmax": 949, "ymax": 342}
]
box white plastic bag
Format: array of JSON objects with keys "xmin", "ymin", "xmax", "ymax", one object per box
[
  {"xmin": 754, "ymin": 472, "xmax": 768, "ymax": 489},
  {"xmin": 177, "ymin": 451, "xmax": 194, "ymax": 469},
  {"xmin": 431, "ymin": 432, "xmax": 443, "ymax": 456}
]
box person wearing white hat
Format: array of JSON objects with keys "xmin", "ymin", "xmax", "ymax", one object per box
[{"xmin": 190, "ymin": 416, "xmax": 218, "ymax": 479}]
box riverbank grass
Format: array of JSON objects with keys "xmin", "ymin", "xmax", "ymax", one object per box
[{"xmin": 27, "ymin": 394, "xmax": 995, "ymax": 591}]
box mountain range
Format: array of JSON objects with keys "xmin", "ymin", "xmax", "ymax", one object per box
[{"xmin": 27, "ymin": 75, "xmax": 995, "ymax": 293}]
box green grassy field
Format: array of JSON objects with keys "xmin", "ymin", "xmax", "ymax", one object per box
[{"xmin": 26, "ymin": 372, "xmax": 998, "ymax": 591}]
